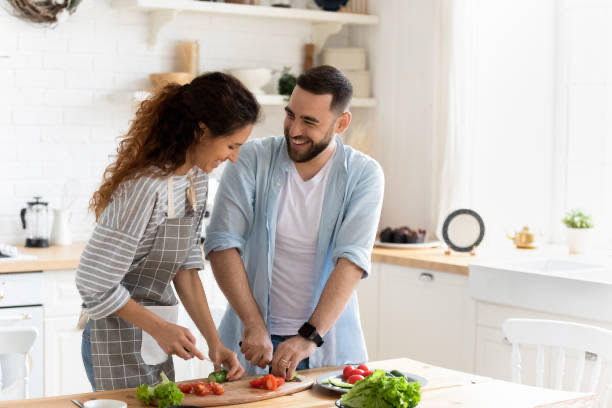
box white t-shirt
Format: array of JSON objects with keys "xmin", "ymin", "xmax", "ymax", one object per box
[{"xmin": 269, "ymin": 154, "xmax": 335, "ymax": 336}]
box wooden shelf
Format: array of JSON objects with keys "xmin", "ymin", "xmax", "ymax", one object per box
[
  {"xmin": 257, "ymin": 94, "xmax": 376, "ymax": 107},
  {"xmin": 134, "ymin": 91, "xmax": 376, "ymax": 108},
  {"xmin": 112, "ymin": 0, "xmax": 378, "ymax": 47},
  {"xmin": 115, "ymin": 0, "xmax": 378, "ymax": 24}
]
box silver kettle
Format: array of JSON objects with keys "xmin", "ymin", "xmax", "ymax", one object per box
[{"xmin": 20, "ymin": 196, "xmax": 50, "ymax": 248}]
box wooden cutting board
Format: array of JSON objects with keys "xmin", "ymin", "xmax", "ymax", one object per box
[{"xmin": 168, "ymin": 375, "xmax": 314, "ymax": 407}]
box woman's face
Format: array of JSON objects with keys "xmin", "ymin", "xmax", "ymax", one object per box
[{"xmin": 193, "ymin": 124, "xmax": 253, "ymax": 173}]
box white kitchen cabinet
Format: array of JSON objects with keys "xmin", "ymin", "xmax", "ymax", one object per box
[
  {"xmin": 43, "ymin": 269, "xmax": 90, "ymax": 396},
  {"xmin": 356, "ymin": 263, "xmax": 381, "ymax": 361},
  {"xmin": 44, "ymin": 315, "xmax": 92, "ymax": 396},
  {"xmin": 173, "ymin": 267, "xmax": 227, "ymax": 382},
  {"xmin": 359, "ymin": 263, "xmax": 476, "ymax": 373}
]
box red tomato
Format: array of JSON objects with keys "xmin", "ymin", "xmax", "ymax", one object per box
[
  {"xmin": 264, "ymin": 374, "xmax": 278, "ymax": 391},
  {"xmin": 210, "ymin": 382, "xmax": 225, "ymax": 395},
  {"xmin": 357, "ymin": 364, "xmax": 369, "ymax": 372},
  {"xmin": 276, "ymin": 376, "xmax": 285, "ymax": 387},
  {"xmin": 342, "ymin": 365, "xmax": 354, "ymax": 379},
  {"xmin": 250, "ymin": 378, "xmax": 265, "ymax": 388},
  {"xmin": 193, "ymin": 382, "xmax": 210, "ymax": 396},
  {"xmin": 363, "ymin": 370, "xmax": 374, "ymax": 377},
  {"xmin": 347, "ymin": 374, "xmax": 365, "ymax": 385},
  {"xmin": 178, "ymin": 383, "xmax": 193, "ymax": 393},
  {"xmin": 348, "ymin": 368, "xmax": 365, "ymax": 378}
]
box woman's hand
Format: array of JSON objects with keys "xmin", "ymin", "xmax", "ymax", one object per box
[
  {"xmin": 209, "ymin": 343, "xmax": 245, "ymax": 381},
  {"xmin": 152, "ymin": 321, "xmax": 205, "ymax": 361}
]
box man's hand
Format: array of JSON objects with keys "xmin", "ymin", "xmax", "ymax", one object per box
[
  {"xmin": 270, "ymin": 336, "xmax": 316, "ymax": 380},
  {"xmin": 240, "ymin": 324, "xmax": 273, "ymax": 369}
]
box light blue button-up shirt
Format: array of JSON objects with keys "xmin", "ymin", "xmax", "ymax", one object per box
[{"xmin": 204, "ymin": 135, "xmax": 384, "ymax": 374}]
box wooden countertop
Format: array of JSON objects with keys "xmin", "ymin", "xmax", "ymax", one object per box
[
  {"xmin": 0, "ymin": 242, "xmax": 86, "ymax": 274},
  {"xmin": 0, "ymin": 242, "xmax": 475, "ymax": 275},
  {"xmin": 371, "ymin": 247, "xmax": 474, "ymax": 275},
  {"xmin": 2, "ymin": 242, "xmax": 599, "ymax": 277},
  {"xmin": 0, "ymin": 358, "xmax": 594, "ymax": 407}
]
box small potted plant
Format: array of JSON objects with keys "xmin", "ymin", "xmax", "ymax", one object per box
[
  {"xmin": 278, "ymin": 66, "xmax": 297, "ymax": 99},
  {"xmin": 562, "ymin": 208, "xmax": 594, "ymax": 254}
]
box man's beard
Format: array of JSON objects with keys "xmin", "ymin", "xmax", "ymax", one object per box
[{"xmin": 284, "ymin": 124, "xmax": 335, "ymax": 163}]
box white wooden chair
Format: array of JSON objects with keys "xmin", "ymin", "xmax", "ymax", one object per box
[
  {"xmin": 0, "ymin": 327, "xmax": 37, "ymax": 400},
  {"xmin": 502, "ymin": 318, "xmax": 612, "ymax": 407}
]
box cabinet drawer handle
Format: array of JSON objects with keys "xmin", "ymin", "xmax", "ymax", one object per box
[
  {"xmin": 0, "ymin": 313, "xmax": 32, "ymax": 322},
  {"xmin": 419, "ymin": 272, "xmax": 434, "ymax": 282}
]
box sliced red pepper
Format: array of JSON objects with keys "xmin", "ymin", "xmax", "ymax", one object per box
[{"xmin": 249, "ymin": 377, "xmax": 265, "ymax": 388}]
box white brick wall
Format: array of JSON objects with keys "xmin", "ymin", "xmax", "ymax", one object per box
[{"xmin": 0, "ymin": 0, "xmax": 355, "ymax": 245}]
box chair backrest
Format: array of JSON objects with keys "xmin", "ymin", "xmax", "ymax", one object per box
[
  {"xmin": 0, "ymin": 327, "xmax": 37, "ymax": 400},
  {"xmin": 502, "ymin": 318, "xmax": 612, "ymax": 406}
]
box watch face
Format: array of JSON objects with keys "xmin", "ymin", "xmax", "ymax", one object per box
[{"xmin": 299, "ymin": 323, "xmax": 315, "ymax": 337}]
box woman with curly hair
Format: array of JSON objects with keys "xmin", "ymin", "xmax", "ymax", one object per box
[{"xmin": 75, "ymin": 72, "xmax": 260, "ymax": 391}]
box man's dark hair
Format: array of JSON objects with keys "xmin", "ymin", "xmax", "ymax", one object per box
[{"xmin": 296, "ymin": 65, "xmax": 353, "ymax": 113}]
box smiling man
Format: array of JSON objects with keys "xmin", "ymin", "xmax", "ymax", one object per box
[{"xmin": 204, "ymin": 65, "xmax": 384, "ymax": 378}]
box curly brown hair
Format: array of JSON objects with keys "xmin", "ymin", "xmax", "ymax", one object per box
[{"xmin": 90, "ymin": 72, "xmax": 260, "ymax": 220}]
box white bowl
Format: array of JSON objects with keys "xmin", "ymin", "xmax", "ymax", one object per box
[
  {"xmin": 83, "ymin": 400, "xmax": 127, "ymax": 408},
  {"xmin": 229, "ymin": 68, "xmax": 272, "ymax": 95}
]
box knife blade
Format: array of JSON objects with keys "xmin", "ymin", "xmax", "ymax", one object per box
[{"xmin": 70, "ymin": 400, "xmax": 85, "ymax": 408}]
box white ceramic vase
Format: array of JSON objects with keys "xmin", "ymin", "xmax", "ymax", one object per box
[
  {"xmin": 51, "ymin": 208, "xmax": 72, "ymax": 246},
  {"xmin": 566, "ymin": 227, "xmax": 593, "ymax": 254}
]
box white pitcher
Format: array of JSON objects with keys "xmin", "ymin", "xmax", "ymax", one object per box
[{"xmin": 51, "ymin": 209, "xmax": 72, "ymax": 246}]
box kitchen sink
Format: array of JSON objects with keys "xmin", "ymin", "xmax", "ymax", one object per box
[
  {"xmin": 469, "ymin": 257, "xmax": 612, "ymax": 323},
  {"xmin": 496, "ymin": 259, "xmax": 606, "ymax": 278}
]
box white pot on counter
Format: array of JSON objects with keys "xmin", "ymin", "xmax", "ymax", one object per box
[
  {"xmin": 566, "ymin": 227, "xmax": 593, "ymax": 254},
  {"xmin": 50, "ymin": 208, "xmax": 72, "ymax": 246}
]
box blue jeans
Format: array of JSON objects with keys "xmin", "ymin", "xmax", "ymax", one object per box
[
  {"xmin": 81, "ymin": 320, "xmax": 96, "ymax": 391},
  {"xmin": 270, "ymin": 334, "xmax": 309, "ymax": 371}
]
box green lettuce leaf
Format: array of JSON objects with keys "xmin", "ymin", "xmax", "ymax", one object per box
[{"xmin": 339, "ymin": 369, "xmax": 421, "ymax": 408}]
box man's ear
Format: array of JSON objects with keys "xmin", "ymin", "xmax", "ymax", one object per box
[{"xmin": 334, "ymin": 111, "xmax": 352, "ymax": 135}]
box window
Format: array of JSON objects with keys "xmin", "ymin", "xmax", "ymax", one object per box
[{"xmin": 443, "ymin": 0, "xmax": 609, "ymax": 249}]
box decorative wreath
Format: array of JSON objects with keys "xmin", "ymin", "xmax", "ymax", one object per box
[{"xmin": 7, "ymin": 0, "xmax": 82, "ymax": 24}]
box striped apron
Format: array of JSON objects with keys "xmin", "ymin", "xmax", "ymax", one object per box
[{"xmin": 89, "ymin": 176, "xmax": 205, "ymax": 390}]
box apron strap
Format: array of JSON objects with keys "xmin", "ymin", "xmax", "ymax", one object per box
[{"xmin": 167, "ymin": 176, "xmax": 175, "ymax": 218}]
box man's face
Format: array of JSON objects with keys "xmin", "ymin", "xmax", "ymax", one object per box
[{"xmin": 283, "ymin": 86, "xmax": 338, "ymax": 163}]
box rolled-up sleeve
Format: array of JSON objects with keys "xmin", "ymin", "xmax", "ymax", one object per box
[
  {"xmin": 204, "ymin": 145, "xmax": 256, "ymax": 258},
  {"xmin": 332, "ymin": 159, "xmax": 384, "ymax": 277},
  {"xmin": 75, "ymin": 182, "xmax": 156, "ymax": 320}
]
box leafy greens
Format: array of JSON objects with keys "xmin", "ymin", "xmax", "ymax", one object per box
[
  {"xmin": 136, "ymin": 371, "xmax": 184, "ymax": 408},
  {"xmin": 339, "ymin": 369, "xmax": 421, "ymax": 408}
]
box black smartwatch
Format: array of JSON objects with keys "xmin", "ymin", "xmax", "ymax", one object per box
[{"xmin": 298, "ymin": 322, "xmax": 324, "ymax": 347}]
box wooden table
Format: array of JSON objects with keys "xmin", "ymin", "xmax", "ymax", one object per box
[{"xmin": 0, "ymin": 358, "xmax": 596, "ymax": 407}]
